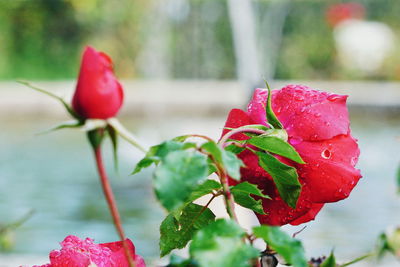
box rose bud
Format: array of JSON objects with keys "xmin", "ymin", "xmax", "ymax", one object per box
[{"xmin": 72, "ymin": 46, "xmax": 124, "ymax": 120}]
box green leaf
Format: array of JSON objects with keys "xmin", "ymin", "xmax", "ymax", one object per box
[
  {"xmin": 187, "ymin": 180, "xmax": 222, "ymax": 203},
  {"xmin": 160, "ymin": 203, "xmax": 215, "ymax": 257},
  {"xmin": 320, "ymin": 251, "xmax": 336, "ymax": 267},
  {"xmin": 166, "ymin": 254, "xmax": 198, "ymax": 267},
  {"xmin": 172, "ymin": 135, "xmax": 192, "ymax": 142},
  {"xmin": 201, "ymin": 141, "xmax": 243, "ymax": 180},
  {"xmin": 256, "ymin": 151, "xmax": 301, "ymax": 208},
  {"xmin": 224, "ymin": 144, "xmax": 245, "ymax": 154},
  {"xmin": 132, "ymin": 140, "xmax": 195, "ymax": 175},
  {"xmin": 253, "ymin": 225, "xmax": 307, "ymax": 267},
  {"xmin": 247, "ymin": 136, "xmax": 304, "ymax": 164},
  {"xmin": 231, "ymin": 182, "xmax": 270, "ymax": 214},
  {"xmin": 173, "ymin": 180, "xmax": 222, "ymax": 220},
  {"xmin": 264, "ymin": 81, "xmax": 283, "ymax": 129},
  {"xmin": 154, "ymin": 150, "xmax": 209, "ymax": 211},
  {"xmin": 190, "ymin": 219, "xmax": 259, "ymax": 267}
]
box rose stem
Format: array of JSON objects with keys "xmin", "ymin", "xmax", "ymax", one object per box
[{"xmin": 93, "ymin": 146, "xmax": 136, "ymax": 267}]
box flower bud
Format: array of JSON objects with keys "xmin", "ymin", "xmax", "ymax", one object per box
[{"xmin": 72, "ymin": 46, "xmax": 124, "ymax": 120}]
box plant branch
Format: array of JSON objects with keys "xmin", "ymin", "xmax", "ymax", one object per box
[{"xmin": 93, "ymin": 146, "xmax": 135, "ymax": 267}]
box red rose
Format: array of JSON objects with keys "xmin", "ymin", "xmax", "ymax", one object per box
[
  {"xmin": 32, "ymin": 235, "xmax": 146, "ymax": 267},
  {"xmin": 72, "ymin": 46, "xmax": 124, "ymax": 119},
  {"xmin": 222, "ymin": 85, "xmax": 361, "ymax": 226}
]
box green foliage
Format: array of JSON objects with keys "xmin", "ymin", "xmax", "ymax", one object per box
[
  {"xmin": 106, "ymin": 125, "xmax": 118, "ymax": 171},
  {"xmin": 160, "ymin": 203, "xmax": 216, "ymax": 257},
  {"xmin": 253, "ymin": 225, "xmax": 308, "ymax": 267},
  {"xmin": 189, "ymin": 219, "xmax": 259, "ymax": 267},
  {"xmin": 154, "ymin": 149, "xmax": 209, "ymax": 211},
  {"xmin": 132, "ymin": 140, "xmax": 194, "ymax": 174},
  {"xmin": 321, "ymin": 252, "xmax": 336, "ymax": 267},
  {"xmin": 256, "ymin": 151, "xmax": 301, "ymax": 208},
  {"xmin": 248, "ymin": 136, "xmax": 304, "ymax": 164},
  {"xmin": 201, "ymin": 141, "xmax": 243, "ymax": 180},
  {"xmin": 230, "ymin": 182, "xmax": 270, "ymax": 214},
  {"xmin": 166, "ymin": 254, "xmax": 198, "ymax": 267},
  {"xmin": 397, "ymin": 164, "xmax": 400, "ymax": 194}
]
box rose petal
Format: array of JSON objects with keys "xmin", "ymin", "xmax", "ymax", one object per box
[
  {"xmin": 294, "ymin": 134, "xmax": 362, "ymax": 203},
  {"xmin": 221, "ymin": 108, "xmax": 253, "ymax": 141},
  {"xmin": 100, "ymin": 239, "xmax": 135, "ymax": 267},
  {"xmin": 247, "ymin": 88, "xmax": 269, "ymax": 125},
  {"xmin": 272, "ymin": 85, "xmax": 350, "ymax": 141},
  {"xmin": 289, "ymin": 203, "xmax": 324, "ymax": 226},
  {"xmin": 255, "ymin": 179, "xmax": 314, "ymax": 226}
]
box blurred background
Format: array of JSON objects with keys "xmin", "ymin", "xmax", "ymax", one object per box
[{"xmin": 0, "ymin": 0, "xmax": 400, "ymax": 266}]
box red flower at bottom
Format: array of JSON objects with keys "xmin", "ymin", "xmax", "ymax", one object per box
[
  {"xmin": 31, "ymin": 235, "xmax": 145, "ymax": 267},
  {"xmin": 222, "ymin": 85, "xmax": 361, "ymax": 226}
]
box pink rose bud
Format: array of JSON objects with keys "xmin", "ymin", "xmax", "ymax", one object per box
[{"xmin": 72, "ymin": 46, "xmax": 124, "ymax": 120}]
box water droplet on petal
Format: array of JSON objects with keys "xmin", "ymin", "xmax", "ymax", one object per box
[
  {"xmin": 321, "ymin": 149, "xmax": 331, "ymax": 159},
  {"xmin": 314, "ymin": 113, "xmax": 321, "ymax": 118},
  {"xmin": 327, "ymin": 94, "xmax": 344, "ymax": 102},
  {"xmin": 290, "ymin": 136, "xmax": 303, "ymax": 145},
  {"xmin": 294, "ymin": 95, "xmax": 304, "ymax": 101}
]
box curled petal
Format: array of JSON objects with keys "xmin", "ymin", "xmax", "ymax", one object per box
[
  {"xmin": 289, "ymin": 203, "xmax": 324, "ymax": 226},
  {"xmin": 247, "ymin": 88, "xmax": 269, "ymax": 125},
  {"xmin": 272, "ymin": 85, "xmax": 350, "ymax": 141},
  {"xmin": 294, "ymin": 134, "xmax": 362, "ymax": 203},
  {"xmin": 255, "ymin": 179, "xmax": 314, "ymax": 226},
  {"xmin": 221, "ymin": 108, "xmax": 253, "ymax": 141}
]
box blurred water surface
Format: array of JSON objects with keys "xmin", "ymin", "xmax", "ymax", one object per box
[{"xmin": 1, "ymin": 109, "xmax": 400, "ymax": 266}]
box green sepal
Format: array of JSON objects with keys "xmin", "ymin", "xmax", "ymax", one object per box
[
  {"xmin": 160, "ymin": 203, "xmax": 216, "ymax": 257},
  {"xmin": 253, "ymin": 225, "xmax": 308, "ymax": 267},
  {"xmin": 230, "ymin": 182, "xmax": 270, "ymax": 214},
  {"xmin": 106, "ymin": 124, "xmax": 119, "ymax": 171},
  {"xmin": 256, "ymin": 151, "xmax": 301, "ymax": 208},
  {"xmin": 19, "ymin": 80, "xmax": 81, "ymax": 120},
  {"xmin": 36, "ymin": 120, "xmax": 83, "ymax": 135},
  {"xmin": 264, "ymin": 81, "xmax": 283, "ymax": 129},
  {"xmin": 247, "ymin": 136, "xmax": 304, "ymax": 164},
  {"xmin": 87, "ymin": 129, "xmax": 105, "ymax": 150},
  {"xmin": 107, "ymin": 118, "xmax": 146, "ymax": 153},
  {"xmin": 189, "ymin": 219, "xmax": 259, "ymax": 267}
]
